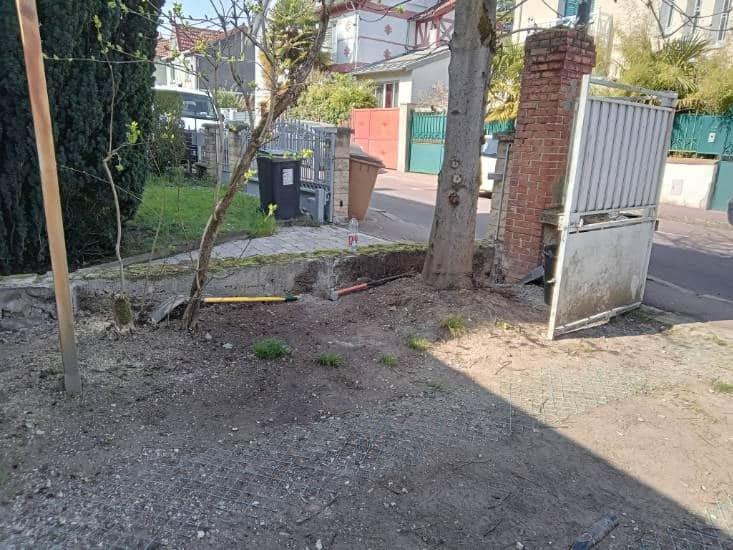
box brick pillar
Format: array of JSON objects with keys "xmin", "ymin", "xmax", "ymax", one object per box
[
  {"xmin": 500, "ymin": 28, "xmax": 595, "ymax": 282},
  {"xmin": 332, "ymin": 127, "xmax": 352, "ymax": 222}
]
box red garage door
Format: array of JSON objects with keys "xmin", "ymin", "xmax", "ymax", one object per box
[{"xmin": 351, "ymin": 108, "xmax": 399, "ymax": 169}]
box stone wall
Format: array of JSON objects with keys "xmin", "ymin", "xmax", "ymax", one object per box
[{"xmin": 332, "ymin": 127, "xmax": 352, "ymax": 222}]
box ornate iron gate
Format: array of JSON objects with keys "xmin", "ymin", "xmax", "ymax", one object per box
[{"xmin": 547, "ymin": 76, "xmax": 678, "ymax": 339}]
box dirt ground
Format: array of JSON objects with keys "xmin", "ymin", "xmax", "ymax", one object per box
[{"xmin": 0, "ymin": 278, "xmax": 731, "ymax": 549}]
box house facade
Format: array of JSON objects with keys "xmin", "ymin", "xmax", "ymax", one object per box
[
  {"xmin": 324, "ymin": 0, "xmax": 445, "ymax": 73},
  {"xmin": 347, "ymin": 0, "xmax": 731, "ymax": 107},
  {"xmin": 341, "ymin": 0, "xmax": 456, "ymax": 106},
  {"xmin": 154, "ymin": 24, "xmax": 255, "ymax": 92},
  {"xmin": 514, "ymin": 0, "xmax": 732, "ymax": 75}
]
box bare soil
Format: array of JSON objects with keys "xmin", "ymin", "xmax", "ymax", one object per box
[{"xmin": 0, "ymin": 279, "xmax": 731, "ymax": 549}]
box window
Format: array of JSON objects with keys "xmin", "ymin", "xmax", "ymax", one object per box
[
  {"xmin": 717, "ymin": 0, "xmax": 731, "ymax": 42},
  {"xmin": 688, "ymin": 0, "xmax": 702, "ymax": 34},
  {"xmin": 660, "ymin": 0, "xmax": 674, "ymax": 29},
  {"xmin": 375, "ymin": 81, "xmax": 399, "ymax": 108},
  {"xmin": 560, "ymin": 0, "xmax": 594, "ymax": 17},
  {"xmin": 323, "ymin": 20, "xmax": 337, "ymax": 54},
  {"xmin": 180, "ymin": 92, "xmax": 217, "ymax": 120}
]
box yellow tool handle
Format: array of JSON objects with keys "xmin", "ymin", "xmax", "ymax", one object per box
[{"xmin": 203, "ymin": 296, "xmax": 297, "ymax": 304}]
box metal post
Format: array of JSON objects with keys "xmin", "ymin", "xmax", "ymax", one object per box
[{"xmin": 16, "ymin": 0, "xmax": 82, "ymax": 394}]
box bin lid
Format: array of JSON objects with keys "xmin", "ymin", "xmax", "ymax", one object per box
[
  {"xmin": 349, "ymin": 144, "xmax": 385, "ymax": 167},
  {"xmin": 257, "ymin": 149, "xmax": 298, "ymax": 160}
]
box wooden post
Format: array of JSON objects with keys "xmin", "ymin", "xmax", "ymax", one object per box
[{"xmin": 16, "ymin": 0, "xmax": 82, "ymax": 394}]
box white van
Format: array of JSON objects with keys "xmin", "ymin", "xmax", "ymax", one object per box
[
  {"xmin": 153, "ymin": 86, "xmax": 218, "ymax": 131},
  {"xmin": 154, "ymin": 86, "xmax": 217, "ymax": 163}
]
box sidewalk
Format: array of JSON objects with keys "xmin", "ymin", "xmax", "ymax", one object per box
[
  {"xmin": 151, "ymin": 225, "xmax": 391, "ymax": 265},
  {"xmin": 658, "ymin": 203, "xmax": 731, "ymax": 229}
]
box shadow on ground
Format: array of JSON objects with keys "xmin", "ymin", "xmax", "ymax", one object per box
[{"xmin": 0, "ymin": 280, "xmax": 730, "ymax": 549}]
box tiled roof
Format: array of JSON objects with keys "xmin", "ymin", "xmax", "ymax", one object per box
[
  {"xmin": 173, "ymin": 24, "xmax": 224, "ymax": 53},
  {"xmin": 351, "ymin": 44, "xmax": 449, "ymax": 75},
  {"xmin": 155, "ymin": 37, "xmax": 171, "ymax": 58}
]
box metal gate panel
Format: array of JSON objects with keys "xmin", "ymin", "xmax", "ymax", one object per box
[
  {"xmin": 548, "ymin": 76, "xmax": 677, "ymax": 339},
  {"xmin": 351, "ymin": 108, "xmax": 399, "ymax": 169},
  {"xmin": 409, "ymin": 112, "xmax": 446, "ymax": 174}
]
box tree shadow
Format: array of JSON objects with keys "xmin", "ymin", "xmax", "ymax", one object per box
[{"xmin": 0, "ymin": 283, "xmax": 730, "ymax": 549}]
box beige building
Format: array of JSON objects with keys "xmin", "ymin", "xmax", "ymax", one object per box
[{"xmin": 512, "ymin": 0, "xmax": 732, "ymax": 75}]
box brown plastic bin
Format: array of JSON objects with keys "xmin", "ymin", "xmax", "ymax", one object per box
[{"xmin": 348, "ymin": 145, "xmax": 384, "ymax": 220}]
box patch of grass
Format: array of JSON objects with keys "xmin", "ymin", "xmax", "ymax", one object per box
[
  {"xmin": 123, "ymin": 173, "xmax": 271, "ymax": 257},
  {"xmin": 253, "ymin": 338, "xmax": 290, "ymax": 360},
  {"xmin": 440, "ymin": 314, "xmax": 467, "ymax": 337},
  {"xmin": 379, "ymin": 354, "xmax": 398, "ymax": 367},
  {"xmin": 712, "ymin": 380, "xmax": 733, "ymax": 394},
  {"xmin": 316, "ymin": 352, "xmax": 345, "ymax": 368},
  {"xmin": 0, "ymin": 469, "xmax": 8, "ymax": 486},
  {"xmin": 407, "ymin": 333, "xmax": 430, "ymax": 351},
  {"xmin": 247, "ymin": 209, "xmax": 278, "ymax": 238},
  {"xmin": 495, "ymin": 319, "xmax": 515, "ymax": 330}
]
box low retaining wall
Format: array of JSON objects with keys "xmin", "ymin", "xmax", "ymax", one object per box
[
  {"xmin": 660, "ymin": 158, "xmax": 719, "ymax": 209},
  {"xmin": 0, "ymin": 243, "xmax": 495, "ymax": 327}
]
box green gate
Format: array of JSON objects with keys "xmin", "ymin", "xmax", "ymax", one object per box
[
  {"xmin": 409, "ymin": 112, "xmax": 446, "ymax": 174},
  {"xmin": 710, "ymin": 160, "xmax": 733, "ymax": 212},
  {"xmin": 408, "ymin": 113, "xmax": 516, "ymax": 174}
]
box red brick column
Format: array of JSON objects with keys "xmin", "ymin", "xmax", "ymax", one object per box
[{"xmin": 501, "ymin": 28, "xmax": 595, "ymax": 282}]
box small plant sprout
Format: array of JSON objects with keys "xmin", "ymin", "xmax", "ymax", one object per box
[
  {"xmin": 253, "ymin": 338, "xmax": 290, "ymax": 359},
  {"xmin": 712, "ymin": 380, "xmax": 733, "ymax": 394},
  {"xmin": 441, "ymin": 314, "xmax": 467, "ymax": 337},
  {"xmin": 407, "ymin": 333, "xmax": 430, "ymax": 351},
  {"xmin": 316, "ymin": 352, "xmax": 345, "ymax": 368},
  {"xmin": 379, "ymin": 354, "xmax": 398, "ymax": 367},
  {"xmin": 249, "ymin": 204, "xmax": 278, "ymax": 238},
  {"xmin": 495, "ymin": 319, "xmax": 514, "ymax": 330}
]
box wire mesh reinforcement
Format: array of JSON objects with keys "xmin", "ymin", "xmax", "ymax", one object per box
[{"xmin": 2, "ymin": 397, "xmax": 729, "ymax": 549}]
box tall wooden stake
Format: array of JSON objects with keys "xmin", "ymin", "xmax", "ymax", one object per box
[{"xmin": 16, "ymin": 0, "xmax": 82, "ymax": 394}]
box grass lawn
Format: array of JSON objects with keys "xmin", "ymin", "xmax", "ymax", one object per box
[{"xmin": 123, "ymin": 173, "xmax": 275, "ymax": 258}]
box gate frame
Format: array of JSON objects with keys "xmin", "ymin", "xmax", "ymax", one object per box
[{"xmin": 547, "ymin": 76, "xmax": 678, "ymax": 339}]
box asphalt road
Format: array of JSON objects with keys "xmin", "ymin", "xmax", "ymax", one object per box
[{"xmin": 360, "ymin": 170, "xmax": 733, "ymax": 324}]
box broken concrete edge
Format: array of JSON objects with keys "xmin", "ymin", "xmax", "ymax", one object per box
[
  {"xmin": 0, "ymin": 243, "xmax": 425, "ymax": 288},
  {"xmin": 2, "ymin": 242, "xmax": 493, "ymax": 324}
]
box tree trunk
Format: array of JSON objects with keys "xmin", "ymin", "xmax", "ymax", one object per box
[
  {"xmin": 182, "ymin": 116, "xmax": 267, "ymax": 329},
  {"xmin": 182, "ymin": 95, "xmax": 293, "ymax": 330},
  {"xmin": 422, "ymin": 0, "xmax": 497, "ymax": 288}
]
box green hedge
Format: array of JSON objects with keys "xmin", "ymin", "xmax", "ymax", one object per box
[{"xmin": 0, "ymin": 0, "xmax": 162, "ymax": 274}]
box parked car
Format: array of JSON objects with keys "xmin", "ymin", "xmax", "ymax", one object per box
[
  {"xmin": 479, "ymin": 136, "xmax": 498, "ymax": 196},
  {"xmin": 154, "ymin": 86, "xmax": 217, "ymax": 163}
]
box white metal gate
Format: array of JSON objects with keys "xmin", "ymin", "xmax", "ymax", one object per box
[{"xmin": 547, "ymin": 76, "xmax": 677, "ymax": 339}]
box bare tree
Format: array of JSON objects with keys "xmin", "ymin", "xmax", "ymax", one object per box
[
  {"xmin": 422, "ymin": 0, "xmax": 497, "ymax": 288},
  {"xmin": 155, "ymin": 0, "xmax": 334, "ymax": 329}
]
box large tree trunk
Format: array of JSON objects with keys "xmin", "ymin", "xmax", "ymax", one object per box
[{"xmin": 422, "ymin": 0, "xmax": 497, "ymax": 288}]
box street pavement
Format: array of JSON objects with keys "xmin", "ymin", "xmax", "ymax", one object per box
[{"xmin": 360, "ymin": 170, "xmax": 733, "ymax": 324}]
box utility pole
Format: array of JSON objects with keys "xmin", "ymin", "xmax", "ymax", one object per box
[{"xmin": 16, "ymin": 0, "xmax": 82, "ymax": 394}]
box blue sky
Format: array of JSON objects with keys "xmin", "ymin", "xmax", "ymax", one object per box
[{"xmin": 162, "ymin": 0, "xmax": 215, "ymax": 20}]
